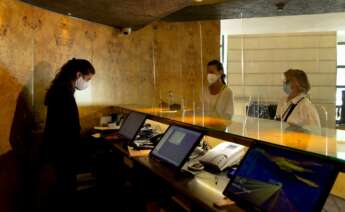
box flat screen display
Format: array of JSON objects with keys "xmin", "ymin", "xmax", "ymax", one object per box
[
  {"xmin": 119, "ymin": 112, "xmax": 146, "ymax": 140},
  {"xmin": 224, "ymin": 142, "xmax": 339, "ymax": 212},
  {"xmin": 151, "ymin": 125, "xmax": 203, "ymax": 169}
]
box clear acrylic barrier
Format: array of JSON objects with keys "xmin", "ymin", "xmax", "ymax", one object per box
[{"xmin": 118, "ymin": 104, "xmax": 345, "ymax": 165}]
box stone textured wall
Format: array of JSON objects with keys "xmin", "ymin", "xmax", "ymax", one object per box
[
  {"xmin": 0, "ymin": 1, "xmax": 219, "ymax": 211},
  {"xmin": 0, "ymin": 0, "xmax": 220, "ymax": 156}
]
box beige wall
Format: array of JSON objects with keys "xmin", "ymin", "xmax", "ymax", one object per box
[
  {"xmin": 221, "ymin": 12, "xmax": 345, "ymax": 35},
  {"xmin": 0, "ymin": 0, "xmax": 220, "ymax": 155},
  {"xmin": 227, "ymin": 32, "xmax": 337, "ymax": 128}
]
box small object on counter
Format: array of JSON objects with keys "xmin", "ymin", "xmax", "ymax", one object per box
[
  {"xmin": 213, "ymin": 197, "xmax": 235, "ymax": 208},
  {"xmin": 108, "ymin": 122, "xmax": 120, "ymax": 129},
  {"xmin": 91, "ymin": 133, "xmax": 101, "ymax": 138},
  {"xmin": 227, "ymin": 165, "xmax": 238, "ymax": 178},
  {"xmin": 105, "ymin": 134, "xmax": 121, "ymax": 141},
  {"xmin": 99, "ymin": 115, "xmax": 112, "ymax": 126},
  {"xmin": 170, "ymin": 103, "xmax": 181, "ymax": 111},
  {"xmin": 159, "ymin": 99, "xmax": 169, "ymax": 108},
  {"xmin": 94, "ymin": 124, "xmax": 120, "ymax": 131},
  {"xmin": 127, "ymin": 147, "xmax": 151, "ymax": 157},
  {"xmin": 132, "ymin": 139, "xmax": 155, "ymax": 150},
  {"xmin": 187, "ymin": 161, "xmax": 204, "ymax": 171},
  {"xmin": 110, "ymin": 113, "xmax": 122, "ymax": 124}
]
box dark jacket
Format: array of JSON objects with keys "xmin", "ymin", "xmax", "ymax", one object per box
[{"xmin": 42, "ymin": 85, "xmax": 80, "ymax": 169}]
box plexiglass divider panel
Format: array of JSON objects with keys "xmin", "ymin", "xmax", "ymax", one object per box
[
  {"xmin": 116, "ymin": 14, "xmax": 345, "ymax": 166},
  {"xmin": 113, "ymin": 13, "xmax": 345, "ymax": 199}
]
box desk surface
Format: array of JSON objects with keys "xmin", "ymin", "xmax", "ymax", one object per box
[
  {"xmin": 111, "ymin": 141, "xmax": 241, "ymax": 212},
  {"xmin": 136, "ymin": 157, "xmax": 242, "ymax": 212},
  {"xmin": 110, "ymin": 139, "xmax": 345, "ymax": 212}
]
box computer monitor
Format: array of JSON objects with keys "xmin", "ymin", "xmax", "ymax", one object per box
[
  {"xmin": 223, "ymin": 142, "xmax": 339, "ymax": 212},
  {"xmin": 150, "ymin": 125, "xmax": 203, "ymax": 170},
  {"xmin": 119, "ymin": 112, "xmax": 146, "ymax": 141}
]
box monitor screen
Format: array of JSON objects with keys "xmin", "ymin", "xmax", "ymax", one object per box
[
  {"xmin": 151, "ymin": 125, "xmax": 203, "ymax": 168},
  {"xmin": 119, "ymin": 112, "xmax": 146, "ymax": 140},
  {"xmin": 224, "ymin": 142, "xmax": 339, "ymax": 212}
]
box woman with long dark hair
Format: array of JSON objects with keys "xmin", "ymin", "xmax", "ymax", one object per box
[
  {"xmin": 41, "ymin": 58, "xmax": 95, "ymax": 209},
  {"xmin": 202, "ymin": 60, "xmax": 234, "ymax": 119}
]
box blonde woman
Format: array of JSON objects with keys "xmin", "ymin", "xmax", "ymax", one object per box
[{"xmin": 275, "ymin": 69, "xmax": 321, "ymax": 128}]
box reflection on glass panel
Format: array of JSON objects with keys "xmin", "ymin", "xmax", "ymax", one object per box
[
  {"xmin": 246, "ymin": 96, "xmax": 277, "ymax": 120},
  {"xmin": 336, "ymin": 130, "xmax": 345, "ymax": 141},
  {"xmin": 337, "ymin": 45, "xmax": 345, "ymax": 66},
  {"xmin": 337, "ymin": 68, "xmax": 345, "ymax": 86},
  {"xmin": 124, "ymin": 13, "xmax": 345, "ymax": 174},
  {"xmin": 336, "ymin": 131, "xmax": 345, "ymax": 159},
  {"xmin": 337, "ymin": 31, "xmax": 345, "ymax": 43},
  {"xmin": 336, "ymin": 88, "xmax": 345, "ymax": 106}
]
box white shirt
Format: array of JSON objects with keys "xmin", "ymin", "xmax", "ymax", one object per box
[
  {"xmin": 276, "ymin": 93, "xmax": 321, "ymax": 128},
  {"xmin": 202, "ymin": 86, "xmax": 234, "ymax": 119}
]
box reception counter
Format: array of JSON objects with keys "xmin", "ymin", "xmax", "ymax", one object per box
[{"xmin": 114, "ymin": 105, "xmax": 345, "ymax": 199}]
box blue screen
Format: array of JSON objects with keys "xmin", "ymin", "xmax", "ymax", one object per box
[
  {"xmin": 225, "ymin": 143, "xmax": 338, "ymax": 212},
  {"xmin": 152, "ymin": 126, "xmax": 202, "ymax": 167}
]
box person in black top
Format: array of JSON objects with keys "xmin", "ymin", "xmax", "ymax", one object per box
[{"xmin": 41, "ymin": 58, "xmax": 95, "ymax": 210}]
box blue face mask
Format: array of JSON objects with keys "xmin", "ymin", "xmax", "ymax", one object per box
[{"xmin": 283, "ymin": 82, "xmax": 291, "ymax": 95}]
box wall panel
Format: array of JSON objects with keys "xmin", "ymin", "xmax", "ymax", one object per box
[
  {"xmin": 0, "ymin": 0, "xmax": 220, "ymax": 155},
  {"xmin": 227, "ymin": 32, "xmax": 337, "ymax": 127}
]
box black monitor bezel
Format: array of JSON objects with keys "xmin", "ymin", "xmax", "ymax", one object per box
[
  {"xmin": 150, "ymin": 124, "xmax": 204, "ymax": 171},
  {"xmin": 223, "ymin": 141, "xmax": 340, "ymax": 212},
  {"xmin": 119, "ymin": 111, "xmax": 147, "ymax": 142}
]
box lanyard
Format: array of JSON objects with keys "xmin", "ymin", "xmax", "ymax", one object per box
[{"xmin": 281, "ymin": 97, "xmax": 305, "ymax": 122}]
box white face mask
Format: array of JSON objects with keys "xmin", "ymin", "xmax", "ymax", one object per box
[
  {"xmin": 207, "ymin": 74, "xmax": 219, "ymax": 85},
  {"xmin": 75, "ymin": 76, "xmax": 89, "ymax": 90}
]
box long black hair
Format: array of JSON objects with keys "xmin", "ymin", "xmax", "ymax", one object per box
[
  {"xmin": 45, "ymin": 58, "xmax": 95, "ymax": 105},
  {"xmin": 207, "ymin": 60, "xmax": 226, "ymax": 85}
]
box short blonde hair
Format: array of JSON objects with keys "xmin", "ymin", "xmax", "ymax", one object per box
[{"xmin": 284, "ymin": 69, "xmax": 311, "ymax": 93}]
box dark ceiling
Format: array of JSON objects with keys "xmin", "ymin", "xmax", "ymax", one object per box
[
  {"xmin": 21, "ymin": 0, "xmax": 193, "ymax": 29},
  {"xmin": 22, "ymin": 0, "xmax": 345, "ymax": 29},
  {"xmin": 165, "ymin": 0, "xmax": 345, "ymax": 21}
]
